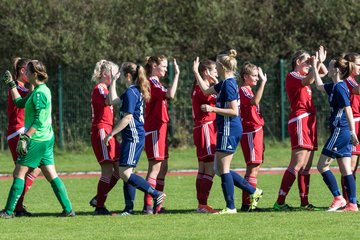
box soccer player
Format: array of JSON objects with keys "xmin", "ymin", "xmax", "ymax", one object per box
[
  {"xmin": 7, "ymin": 57, "xmax": 41, "ymax": 216},
  {"xmin": 273, "ymin": 46, "xmax": 327, "ymax": 211},
  {"xmin": 143, "ymin": 55, "xmax": 180, "ymax": 214},
  {"xmin": 312, "ymin": 53, "xmax": 359, "ymax": 212},
  {"xmin": 239, "ymin": 63, "xmax": 267, "ymax": 212},
  {"xmin": 104, "ymin": 62, "xmax": 165, "ymax": 215},
  {"xmin": 193, "ymin": 50, "xmax": 263, "ymax": 214},
  {"xmin": 0, "ymin": 60, "xmax": 75, "ymax": 218},
  {"xmin": 342, "ymin": 52, "xmax": 360, "ymax": 204},
  {"xmin": 192, "ymin": 59, "xmax": 219, "ymax": 213},
  {"xmin": 89, "ymin": 60, "xmax": 122, "ymax": 215}
]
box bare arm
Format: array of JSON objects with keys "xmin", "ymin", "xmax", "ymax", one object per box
[
  {"xmin": 103, "ymin": 113, "xmax": 133, "ymax": 146},
  {"xmin": 108, "ymin": 78, "xmax": 120, "ymax": 106},
  {"xmin": 250, "ymin": 67, "xmax": 267, "ymax": 105},
  {"xmin": 166, "ymin": 59, "xmax": 180, "ymax": 100},
  {"xmin": 201, "ymin": 99, "xmax": 239, "ymax": 117},
  {"xmin": 312, "ymin": 56, "xmax": 326, "ymax": 92},
  {"xmin": 193, "ymin": 57, "xmax": 217, "ymax": 95},
  {"xmin": 345, "ymin": 106, "xmax": 359, "ymax": 145}
]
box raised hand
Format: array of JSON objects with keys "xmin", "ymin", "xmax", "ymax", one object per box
[
  {"xmin": 173, "ymin": 58, "xmax": 180, "ymax": 75},
  {"xmin": 1, "ymin": 70, "xmax": 16, "ymax": 89},
  {"xmin": 258, "ymin": 67, "xmax": 267, "ymax": 83},
  {"xmin": 318, "ymin": 45, "xmax": 327, "ymax": 63},
  {"xmin": 193, "ymin": 57, "xmax": 200, "ymax": 74}
]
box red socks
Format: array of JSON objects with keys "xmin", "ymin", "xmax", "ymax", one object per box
[
  {"xmin": 197, "ymin": 174, "xmax": 214, "ymax": 205},
  {"xmin": 298, "ymin": 170, "xmax": 310, "ymax": 206},
  {"xmin": 96, "ymin": 175, "xmax": 111, "ymax": 208},
  {"xmin": 242, "ymin": 175, "xmax": 257, "ymax": 206},
  {"xmin": 277, "ymin": 167, "xmax": 297, "ymax": 205},
  {"xmin": 144, "ymin": 177, "xmax": 157, "ymax": 207}
]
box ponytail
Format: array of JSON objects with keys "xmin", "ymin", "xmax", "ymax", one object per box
[
  {"xmin": 121, "ymin": 62, "xmax": 151, "ymax": 102},
  {"xmin": 137, "ymin": 66, "xmax": 151, "ymax": 102}
]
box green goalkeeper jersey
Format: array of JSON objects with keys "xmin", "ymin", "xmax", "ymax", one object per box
[{"xmin": 14, "ymin": 83, "xmax": 53, "ymax": 141}]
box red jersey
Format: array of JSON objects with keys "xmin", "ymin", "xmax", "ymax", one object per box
[
  {"xmin": 345, "ymin": 76, "xmax": 360, "ymax": 118},
  {"xmin": 285, "ymin": 71, "xmax": 316, "ymax": 119},
  {"xmin": 7, "ymin": 82, "xmax": 29, "ymax": 135},
  {"xmin": 191, "ymin": 85, "xmax": 216, "ymax": 126},
  {"xmin": 91, "ymin": 83, "xmax": 114, "ymax": 129},
  {"xmin": 239, "ymin": 86, "xmax": 265, "ymax": 132},
  {"xmin": 144, "ymin": 77, "xmax": 169, "ymax": 130}
]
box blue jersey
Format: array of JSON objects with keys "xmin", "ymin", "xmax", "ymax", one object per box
[
  {"xmin": 324, "ymin": 81, "xmax": 351, "ymax": 130},
  {"xmin": 213, "ymin": 77, "xmax": 242, "ymax": 137},
  {"xmin": 120, "ymin": 85, "xmax": 145, "ymax": 141}
]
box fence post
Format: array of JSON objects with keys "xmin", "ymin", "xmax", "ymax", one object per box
[
  {"xmin": 57, "ymin": 65, "xmax": 64, "ymax": 149},
  {"xmin": 280, "ymin": 59, "xmax": 286, "ymax": 142},
  {"xmin": 168, "ymin": 61, "xmax": 174, "ymax": 144}
]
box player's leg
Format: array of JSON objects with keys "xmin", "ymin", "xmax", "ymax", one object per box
[
  {"xmin": 338, "ymin": 157, "xmax": 358, "ymax": 211},
  {"xmin": 317, "ymin": 154, "xmax": 346, "ymax": 211},
  {"xmin": 1, "ymin": 164, "xmax": 28, "ymax": 218}
]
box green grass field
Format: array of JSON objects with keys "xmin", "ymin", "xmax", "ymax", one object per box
[{"xmin": 0, "ymin": 143, "xmax": 360, "ymax": 239}]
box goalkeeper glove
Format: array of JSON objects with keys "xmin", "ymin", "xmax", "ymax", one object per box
[
  {"xmin": 1, "ymin": 70, "xmax": 16, "ymax": 89},
  {"xmin": 16, "ymin": 134, "xmax": 30, "ymax": 156}
]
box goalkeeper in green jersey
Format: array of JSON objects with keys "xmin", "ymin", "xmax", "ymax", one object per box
[{"xmin": 0, "ymin": 60, "xmax": 75, "ymax": 219}]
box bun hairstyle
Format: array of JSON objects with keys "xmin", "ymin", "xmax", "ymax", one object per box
[
  {"xmin": 27, "ymin": 60, "xmax": 48, "ymax": 82},
  {"xmin": 144, "ymin": 55, "xmax": 167, "ymax": 76},
  {"xmin": 216, "ymin": 49, "xmax": 238, "ymax": 72},
  {"xmin": 13, "ymin": 57, "xmax": 30, "ymax": 80},
  {"xmin": 121, "ymin": 62, "xmax": 151, "ymax": 102},
  {"xmin": 91, "ymin": 60, "xmax": 118, "ymax": 82},
  {"xmin": 291, "ymin": 50, "xmax": 309, "ymax": 70},
  {"xmin": 240, "ymin": 62, "xmax": 257, "ymax": 82},
  {"xmin": 334, "ymin": 57, "xmax": 354, "ymax": 80}
]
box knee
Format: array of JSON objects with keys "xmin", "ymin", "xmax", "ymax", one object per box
[
  {"xmin": 213, "ymin": 165, "xmax": 221, "ymax": 177},
  {"xmin": 119, "ymin": 171, "xmax": 130, "ymax": 182}
]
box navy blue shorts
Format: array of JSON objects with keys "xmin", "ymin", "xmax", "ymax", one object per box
[
  {"xmin": 322, "ymin": 127, "xmax": 352, "ymax": 158},
  {"xmin": 216, "ymin": 134, "xmax": 241, "ymax": 153},
  {"xmin": 119, "ymin": 138, "xmax": 145, "ymax": 167}
]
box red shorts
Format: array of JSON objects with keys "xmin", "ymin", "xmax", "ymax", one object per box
[
  {"xmin": 7, "ymin": 135, "xmax": 20, "ymax": 162},
  {"xmin": 240, "ymin": 127, "xmax": 265, "ymax": 165},
  {"xmin": 352, "ymin": 118, "xmax": 360, "ymax": 154},
  {"xmin": 288, "ymin": 113, "xmax": 317, "ymax": 150},
  {"xmin": 145, "ymin": 123, "xmax": 168, "ymax": 161},
  {"xmin": 91, "ymin": 126, "xmax": 120, "ymax": 164},
  {"xmin": 193, "ymin": 121, "xmax": 216, "ymax": 162}
]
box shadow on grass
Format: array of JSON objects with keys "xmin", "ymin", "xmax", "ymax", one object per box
[{"xmin": 26, "ymin": 206, "xmax": 330, "ymax": 217}]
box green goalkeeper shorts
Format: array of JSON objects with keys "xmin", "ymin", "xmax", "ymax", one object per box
[{"xmin": 17, "ymin": 135, "xmax": 55, "ymax": 168}]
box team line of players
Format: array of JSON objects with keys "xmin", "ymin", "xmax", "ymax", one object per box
[{"xmin": 1, "ymin": 45, "xmax": 360, "ymax": 218}]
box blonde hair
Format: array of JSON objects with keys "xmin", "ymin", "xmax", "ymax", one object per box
[
  {"xmin": 240, "ymin": 62, "xmax": 257, "ymax": 82},
  {"xmin": 121, "ymin": 62, "xmax": 151, "ymax": 102},
  {"xmin": 91, "ymin": 60, "xmax": 118, "ymax": 82},
  {"xmin": 216, "ymin": 49, "xmax": 238, "ymax": 72}
]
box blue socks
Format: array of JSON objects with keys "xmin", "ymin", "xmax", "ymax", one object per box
[
  {"xmin": 344, "ymin": 174, "xmax": 357, "ymax": 204},
  {"xmin": 221, "ymin": 173, "xmax": 235, "ymax": 209},
  {"xmin": 230, "ymin": 170, "xmax": 256, "ymax": 194},
  {"xmin": 321, "ymin": 170, "xmax": 341, "ymax": 197},
  {"xmin": 123, "ymin": 182, "xmax": 136, "ymax": 211},
  {"xmin": 127, "ymin": 174, "xmax": 159, "ymax": 197}
]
